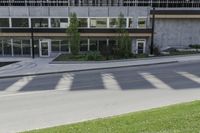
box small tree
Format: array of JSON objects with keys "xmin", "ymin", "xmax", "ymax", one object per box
[
  {"xmin": 116, "ymin": 12, "xmax": 132, "ymax": 58},
  {"xmin": 67, "ymin": 12, "xmax": 80, "ymax": 55}
]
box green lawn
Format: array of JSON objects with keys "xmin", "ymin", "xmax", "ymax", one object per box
[{"xmin": 24, "ymin": 101, "xmax": 200, "ymax": 133}]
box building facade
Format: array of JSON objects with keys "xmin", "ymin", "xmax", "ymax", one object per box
[{"xmin": 0, "ymin": 0, "xmax": 200, "ymax": 57}]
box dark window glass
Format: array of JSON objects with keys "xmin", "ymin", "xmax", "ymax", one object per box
[
  {"xmin": 109, "ymin": 18, "xmax": 118, "ymax": 28},
  {"xmin": 51, "ymin": 40, "xmax": 60, "ymax": 52},
  {"xmin": 0, "ymin": 18, "xmax": 9, "ymax": 27},
  {"xmin": 13, "ymin": 40, "xmax": 22, "ymax": 55},
  {"xmin": 137, "ymin": 42, "xmax": 145, "ymax": 54},
  {"xmin": 90, "ymin": 40, "xmax": 98, "ymax": 51},
  {"xmin": 12, "ymin": 18, "xmax": 29, "ymax": 27},
  {"xmin": 51, "ymin": 18, "xmax": 68, "ymax": 28},
  {"xmin": 80, "ymin": 40, "xmax": 88, "ymax": 52},
  {"xmin": 61, "ymin": 40, "xmax": 69, "ymax": 52},
  {"xmin": 34, "ymin": 40, "xmax": 39, "ymax": 55},
  {"xmin": 22, "ymin": 40, "xmax": 31, "ymax": 55},
  {"xmin": 78, "ymin": 18, "xmax": 88, "ymax": 28},
  {"xmin": 99, "ymin": 40, "xmax": 107, "ymax": 53},
  {"xmin": 31, "ymin": 18, "xmax": 48, "ymax": 28},
  {"xmin": 0, "ymin": 40, "xmax": 2, "ymax": 55},
  {"xmin": 3, "ymin": 40, "xmax": 12, "ymax": 55}
]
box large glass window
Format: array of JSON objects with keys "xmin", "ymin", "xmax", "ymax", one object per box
[
  {"xmin": 51, "ymin": 18, "xmax": 68, "ymax": 28},
  {"xmin": 90, "ymin": 18, "xmax": 107, "ymax": 28},
  {"xmin": 99, "ymin": 40, "xmax": 107, "ymax": 52},
  {"xmin": 0, "ymin": 40, "xmax": 3, "ymax": 55},
  {"xmin": 12, "ymin": 18, "xmax": 29, "ymax": 27},
  {"xmin": 33, "ymin": 40, "xmax": 39, "ymax": 55},
  {"xmin": 61, "ymin": 40, "xmax": 69, "ymax": 52},
  {"xmin": 51, "ymin": 40, "xmax": 60, "ymax": 52},
  {"xmin": 3, "ymin": 40, "xmax": 12, "ymax": 55},
  {"xmin": 138, "ymin": 17, "xmax": 146, "ymax": 28},
  {"xmin": 78, "ymin": 18, "xmax": 88, "ymax": 28},
  {"xmin": 13, "ymin": 40, "xmax": 22, "ymax": 56},
  {"xmin": 109, "ymin": 40, "xmax": 117, "ymax": 49},
  {"xmin": 0, "ymin": 18, "xmax": 9, "ymax": 27},
  {"xmin": 80, "ymin": 40, "xmax": 88, "ymax": 52},
  {"xmin": 22, "ymin": 40, "xmax": 31, "ymax": 55},
  {"xmin": 109, "ymin": 18, "xmax": 126, "ymax": 28},
  {"xmin": 31, "ymin": 18, "xmax": 48, "ymax": 28},
  {"xmin": 109, "ymin": 18, "xmax": 118, "ymax": 28},
  {"xmin": 89, "ymin": 40, "xmax": 98, "ymax": 51}
]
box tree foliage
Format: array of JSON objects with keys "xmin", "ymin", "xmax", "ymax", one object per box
[
  {"xmin": 67, "ymin": 12, "xmax": 80, "ymax": 55},
  {"xmin": 116, "ymin": 12, "xmax": 132, "ymax": 58}
]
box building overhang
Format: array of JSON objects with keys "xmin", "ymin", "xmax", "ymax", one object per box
[
  {"xmin": 150, "ymin": 9, "xmax": 200, "ymax": 19},
  {"xmin": 0, "ymin": 28, "xmax": 152, "ymax": 37}
]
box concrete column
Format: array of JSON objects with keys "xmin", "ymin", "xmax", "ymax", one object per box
[
  {"xmin": 107, "ymin": 18, "xmax": 109, "ymax": 28},
  {"xmin": 48, "ymin": 17, "xmax": 51, "ymax": 28},
  {"xmin": 28, "ymin": 18, "xmax": 31, "ymax": 28},
  {"xmin": 9, "ymin": 17, "xmax": 12, "ymax": 28},
  {"xmin": 87, "ymin": 18, "xmax": 90, "ymax": 28},
  {"xmin": 126, "ymin": 18, "xmax": 129, "ymax": 28}
]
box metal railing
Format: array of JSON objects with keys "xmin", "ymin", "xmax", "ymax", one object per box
[{"xmin": 0, "ymin": 0, "xmax": 200, "ymax": 7}]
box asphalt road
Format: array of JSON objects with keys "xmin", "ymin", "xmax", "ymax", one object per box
[{"xmin": 1, "ymin": 61, "xmax": 200, "ymax": 133}]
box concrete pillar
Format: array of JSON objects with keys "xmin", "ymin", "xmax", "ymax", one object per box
[
  {"xmin": 48, "ymin": 18, "xmax": 51, "ymax": 28},
  {"xmin": 9, "ymin": 17, "xmax": 12, "ymax": 28}
]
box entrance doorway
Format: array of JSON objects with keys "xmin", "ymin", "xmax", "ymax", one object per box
[
  {"xmin": 136, "ymin": 39, "xmax": 146, "ymax": 54},
  {"xmin": 39, "ymin": 40, "xmax": 50, "ymax": 57}
]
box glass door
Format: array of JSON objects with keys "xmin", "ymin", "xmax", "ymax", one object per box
[
  {"xmin": 39, "ymin": 40, "xmax": 50, "ymax": 57},
  {"xmin": 136, "ymin": 39, "xmax": 146, "ymax": 54}
]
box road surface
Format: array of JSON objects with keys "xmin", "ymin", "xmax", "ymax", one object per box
[{"xmin": 1, "ymin": 61, "xmax": 200, "ymax": 133}]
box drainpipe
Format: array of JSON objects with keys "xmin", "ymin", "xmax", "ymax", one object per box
[{"xmin": 150, "ymin": 7, "xmax": 155, "ymax": 55}]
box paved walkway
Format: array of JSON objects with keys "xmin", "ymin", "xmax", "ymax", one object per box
[{"xmin": 0, "ymin": 54, "xmax": 200, "ymax": 78}]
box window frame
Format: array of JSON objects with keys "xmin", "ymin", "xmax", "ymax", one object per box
[{"xmin": 137, "ymin": 17, "xmax": 147, "ymax": 29}]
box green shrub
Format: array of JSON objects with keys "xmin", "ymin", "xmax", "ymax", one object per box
[
  {"xmin": 189, "ymin": 44, "xmax": 200, "ymax": 49},
  {"xmin": 85, "ymin": 52, "xmax": 105, "ymax": 61},
  {"xmin": 134, "ymin": 54, "xmax": 149, "ymax": 58}
]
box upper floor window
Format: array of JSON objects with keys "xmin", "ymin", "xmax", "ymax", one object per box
[
  {"xmin": 138, "ymin": 17, "xmax": 147, "ymax": 28},
  {"xmin": 0, "ymin": 18, "xmax": 9, "ymax": 27},
  {"xmin": 128, "ymin": 18, "xmax": 133, "ymax": 28},
  {"xmin": 31, "ymin": 18, "xmax": 48, "ymax": 28},
  {"xmin": 90, "ymin": 18, "xmax": 107, "ymax": 28},
  {"xmin": 78, "ymin": 18, "xmax": 88, "ymax": 28},
  {"xmin": 12, "ymin": 18, "xmax": 29, "ymax": 28},
  {"xmin": 51, "ymin": 18, "xmax": 68, "ymax": 28},
  {"xmin": 109, "ymin": 18, "xmax": 118, "ymax": 28}
]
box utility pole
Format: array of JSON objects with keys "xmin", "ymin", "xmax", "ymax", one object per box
[{"xmin": 150, "ymin": 7, "xmax": 155, "ymax": 55}]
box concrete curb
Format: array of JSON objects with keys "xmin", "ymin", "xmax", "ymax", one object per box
[{"xmin": 0, "ymin": 61, "xmax": 178, "ymax": 79}]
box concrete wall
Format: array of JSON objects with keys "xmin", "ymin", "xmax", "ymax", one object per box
[{"xmin": 154, "ymin": 18, "xmax": 200, "ymax": 49}]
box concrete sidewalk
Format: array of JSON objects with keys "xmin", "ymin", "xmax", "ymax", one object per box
[{"xmin": 0, "ymin": 55, "xmax": 200, "ymax": 78}]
